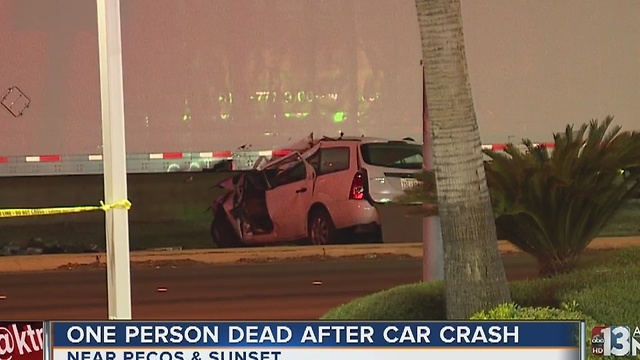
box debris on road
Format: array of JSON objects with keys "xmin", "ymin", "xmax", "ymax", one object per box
[
  {"xmin": 0, "ymin": 238, "xmax": 99, "ymax": 256},
  {"xmin": 56, "ymin": 261, "xmax": 105, "ymax": 271},
  {"xmin": 148, "ymin": 247, "xmax": 183, "ymax": 252},
  {"xmin": 0, "ymin": 239, "xmax": 185, "ymax": 257}
]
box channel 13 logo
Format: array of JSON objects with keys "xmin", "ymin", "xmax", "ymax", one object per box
[{"xmin": 592, "ymin": 326, "xmax": 640, "ymax": 356}]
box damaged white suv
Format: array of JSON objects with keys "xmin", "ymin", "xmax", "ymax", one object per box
[{"xmin": 210, "ymin": 136, "xmax": 423, "ymax": 247}]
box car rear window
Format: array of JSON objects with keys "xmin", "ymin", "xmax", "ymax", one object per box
[{"xmin": 360, "ymin": 143, "xmax": 423, "ymax": 169}]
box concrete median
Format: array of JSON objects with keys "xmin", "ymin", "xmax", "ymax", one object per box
[{"xmin": 0, "ymin": 236, "xmax": 638, "ymax": 273}]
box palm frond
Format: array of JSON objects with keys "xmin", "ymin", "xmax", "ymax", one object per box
[
  {"xmin": 485, "ymin": 117, "xmax": 640, "ymax": 275},
  {"xmin": 396, "ymin": 117, "xmax": 640, "ymax": 276},
  {"xmin": 394, "ymin": 170, "xmax": 439, "ymax": 216}
]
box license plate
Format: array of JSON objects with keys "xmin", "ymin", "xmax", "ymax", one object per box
[{"xmin": 400, "ymin": 178, "xmax": 421, "ymax": 190}]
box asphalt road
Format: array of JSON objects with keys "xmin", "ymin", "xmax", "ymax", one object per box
[{"xmin": 0, "ymin": 256, "xmax": 537, "ymax": 320}]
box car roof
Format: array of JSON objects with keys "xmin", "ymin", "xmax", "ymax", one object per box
[
  {"xmin": 254, "ymin": 135, "xmax": 421, "ymax": 170},
  {"xmin": 317, "ymin": 135, "xmax": 420, "ymax": 145}
]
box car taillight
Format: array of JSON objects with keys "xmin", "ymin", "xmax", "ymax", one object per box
[{"xmin": 349, "ymin": 172, "xmax": 365, "ymax": 200}]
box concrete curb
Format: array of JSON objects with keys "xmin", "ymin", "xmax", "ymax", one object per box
[{"xmin": 0, "ymin": 237, "xmax": 638, "ymax": 273}]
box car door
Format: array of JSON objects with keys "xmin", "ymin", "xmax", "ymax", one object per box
[
  {"xmin": 306, "ymin": 144, "xmax": 355, "ymax": 229},
  {"xmin": 262, "ymin": 153, "xmax": 316, "ymax": 242}
]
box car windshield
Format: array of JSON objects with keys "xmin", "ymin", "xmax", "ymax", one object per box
[{"xmin": 360, "ymin": 142, "xmax": 423, "ymax": 170}]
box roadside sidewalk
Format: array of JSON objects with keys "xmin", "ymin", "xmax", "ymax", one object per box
[{"xmin": 0, "ymin": 236, "xmax": 638, "ymax": 273}]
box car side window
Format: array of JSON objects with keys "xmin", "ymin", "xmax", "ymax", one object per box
[
  {"xmin": 306, "ymin": 150, "xmax": 321, "ymax": 173},
  {"xmin": 266, "ymin": 158, "xmax": 308, "ymax": 188},
  {"xmin": 318, "ymin": 147, "xmax": 350, "ymax": 175}
]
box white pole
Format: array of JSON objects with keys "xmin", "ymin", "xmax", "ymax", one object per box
[
  {"xmin": 96, "ymin": 0, "xmax": 132, "ymax": 319},
  {"xmin": 422, "ymin": 69, "xmax": 444, "ymax": 282}
]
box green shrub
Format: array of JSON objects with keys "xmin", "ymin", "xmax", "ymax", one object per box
[
  {"xmin": 322, "ymin": 248, "xmax": 640, "ymax": 325},
  {"xmin": 322, "ymin": 249, "xmax": 640, "ymax": 359},
  {"xmin": 470, "ymin": 301, "xmax": 594, "ymax": 322},
  {"xmin": 471, "ymin": 303, "xmax": 605, "ymax": 360},
  {"xmin": 560, "ymin": 273, "xmax": 640, "ymax": 325},
  {"xmin": 484, "ymin": 117, "xmax": 640, "ymax": 276},
  {"xmin": 552, "ymin": 248, "xmax": 640, "ymax": 326},
  {"xmin": 508, "ymin": 276, "xmax": 571, "ymax": 307},
  {"xmin": 322, "ymin": 276, "xmax": 584, "ymax": 321},
  {"xmin": 393, "ymin": 170, "xmax": 438, "ymax": 216},
  {"xmin": 321, "ymin": 279, "xmax": 565, "ymax": 321},
  {"xmin": 395, "ymin": 118, "xmax": 640, "ymax": 277}
]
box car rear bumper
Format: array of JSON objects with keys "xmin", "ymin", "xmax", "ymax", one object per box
[{"xmin": 328, "ymin": 199, "xmax": 381, "ymax": 230}]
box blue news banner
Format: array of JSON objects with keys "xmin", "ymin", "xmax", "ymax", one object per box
[{"xmin": 50, "ymin": 321, "xmax": 585, "ymax": 360}]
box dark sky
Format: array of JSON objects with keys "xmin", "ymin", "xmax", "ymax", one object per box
[
  {"xmin": 461, "ymin": 0, "xmax": 640, "ymax": 143},
  {"xmin": 0, "ymin": 0, "xmax": 637, "ymax": 155}
]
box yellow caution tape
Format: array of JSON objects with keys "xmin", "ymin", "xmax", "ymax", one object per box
[{"xmin": 0, "ymin": 199, "xmax": 132, "ymax": 218}]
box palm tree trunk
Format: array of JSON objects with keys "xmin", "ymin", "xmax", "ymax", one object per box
[{"xmin": 415, "ymin": 0, "xmax": 511, "ymax": 319}]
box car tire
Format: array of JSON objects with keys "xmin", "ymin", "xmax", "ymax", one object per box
[
  {"xmin": 211, "ymin": 207, "xmax": 243, "ymax": 248},
  {"xmin": 308, "ymin": 207, "xmax": 337, "ymax": 246}
]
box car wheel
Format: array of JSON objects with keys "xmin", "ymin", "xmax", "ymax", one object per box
[
  {"xmin": 308, "ymin": 208, "xmax": 337, "ymax": 246},
  {"xmin": 211, "ymin": 207, "xmax": 243, "ymax": 248}
]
